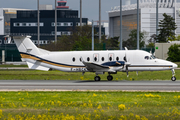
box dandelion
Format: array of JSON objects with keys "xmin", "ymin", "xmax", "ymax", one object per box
[
  {"xmin": 93, "ymin": 93, "xmax": 97, "ymax": 97},
  {"xmin": 94, "ymin": 110, "xmax": 97, "ymax": 113},
  {"xmin": 97, "ymin": 104, "xmax": 102, "ymax": 109},
  {"xmin": 0, "ymin": 109, "xmax": 2, "ymax": 118},
  {"xmin": 129, "ymin": 113, "xmax": 134, "ymax": 117},
  {"xmin": 118, "ymin": 104, "xmax": 125, "ymax": 110},
  {"xmin": 80, "ymin": 77, "xmax": 84, "ymax": 80},
  {"xmin": 135, "ymin": 115, "xmax": 140, "ymax": 120}
]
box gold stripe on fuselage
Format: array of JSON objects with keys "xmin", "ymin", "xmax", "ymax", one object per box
[{"xmin": 20, "ymin": 54, "xmax": 84, "ymax": 68}]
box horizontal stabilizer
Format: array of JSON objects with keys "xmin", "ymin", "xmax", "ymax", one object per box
[{"xmin": 27, "ymin": 62, "xmax": 49, "ymax": 71}]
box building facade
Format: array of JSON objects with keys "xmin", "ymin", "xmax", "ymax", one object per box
[
  {"xmin": 109, "ymin": 0, "xmax": 180, "ymax": 44},
  {"xmin": 10, "ymin": 10, "xmax": 88, "ymax": 44}
]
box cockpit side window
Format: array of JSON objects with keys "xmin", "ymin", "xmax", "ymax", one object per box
[{"xmin": 145, "ymin": 56, "xmax": 149, "ymax": 60}]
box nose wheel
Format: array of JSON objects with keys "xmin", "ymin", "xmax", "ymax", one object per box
[
  {"xmin": 171, "ymin": 69, "xmax": 176, "ymax": 81},
  {"xmin": 171, "ymin": 76, "xmax": 176, "ymax": 81}
]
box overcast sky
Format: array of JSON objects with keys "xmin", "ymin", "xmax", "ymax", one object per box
[{"xmin": 0, "ymin": 0, "xmax": 180, "ymax": 21}]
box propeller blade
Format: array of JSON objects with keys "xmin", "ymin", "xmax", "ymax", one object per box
[
  {"xmin": 126, "ymin": 65, "xmax": 129, "ymax": 77},
  {"xmin": 124, "ymin": 55, "xmax": 127, "ymax": 62}
]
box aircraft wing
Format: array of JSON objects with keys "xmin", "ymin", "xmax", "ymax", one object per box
[{"xmin": 82, "ymin": 61, "xmax": 109, "ymax": 72}]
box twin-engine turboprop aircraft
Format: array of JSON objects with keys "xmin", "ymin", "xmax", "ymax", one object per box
[{"xmin": 12, "ymin": 36, "xmax": 177, "ymax": 81}]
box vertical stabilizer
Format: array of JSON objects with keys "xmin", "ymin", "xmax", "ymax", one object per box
[{"xmin": 13, "ymin": 36, "xmax": 41, "ymax": 55}]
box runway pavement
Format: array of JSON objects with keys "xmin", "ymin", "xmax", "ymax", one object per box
[{"xmin": 0, "ymin": 80, "xmax": 180, "ymax": 91}]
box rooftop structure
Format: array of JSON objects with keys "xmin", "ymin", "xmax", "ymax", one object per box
[
  {"xmin": 57, "ymin": 0, "xmax": 69, "ymax": 9},
  {"xmin": 109, "ymin": 0, "xmax": 180, "ymax": 12},
  {"xmin": 109, "ymin": 0, "xmax": 180, "ymax": 45}
]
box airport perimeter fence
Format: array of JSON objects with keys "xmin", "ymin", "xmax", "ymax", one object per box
[{"xmin": 0, "ymin": 46, "xmax": 21, "ymax": 63}]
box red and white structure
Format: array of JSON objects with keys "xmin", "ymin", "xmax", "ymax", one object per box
[{"xmin": 57, "ymin": 0, "xmax": 69, "ymax": 9}]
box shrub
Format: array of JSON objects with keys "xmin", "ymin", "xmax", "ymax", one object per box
[{"xmin": 167, "ymin": 44, "xmax": 180, "ymax": 62}]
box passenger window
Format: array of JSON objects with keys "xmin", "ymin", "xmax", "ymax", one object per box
[
  {"xmin": 109, "ymin": 57, "xmax": 112, "ymax": 61},
  {"xmin": 72, "ymin": 57, "xmax": 75, "ymax": 62},
  {"xmin": 94, "ymin": 57, "xmax": 97, "ymax": 61},
  {"xmin": 101, "ymin": 57, "xmax": 104, "ymax": 61},
  {"xmin": 87, "ymin": 57, "xmax": 90, "ymax": 61},
  {"xmin": 116, "ymin": 57, "xmax": 119, "ymax": 61}
]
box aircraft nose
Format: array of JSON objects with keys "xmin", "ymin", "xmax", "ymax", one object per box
[{"xmin": 173, "ymin": 63, "xmax": 178, "ymax": 68}]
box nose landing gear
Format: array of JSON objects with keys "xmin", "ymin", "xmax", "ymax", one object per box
[{"xmin": 171, "ymin": 69, "xmax": 176, "ymax": 81}]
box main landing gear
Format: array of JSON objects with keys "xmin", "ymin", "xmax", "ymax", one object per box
[
  {"xmin": 94, "ymin": 74, "xmax": 113, "ymax": 81},
  {"xmin": 107, "ymin": 75, "xmax": 113, "ymax": 81},
  {"xmin": 171, "ymin": 69, "xmax": 176, "ymax": 81}
]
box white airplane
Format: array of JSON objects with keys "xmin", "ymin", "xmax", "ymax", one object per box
[{"xmin": 12, "ymin": 36, "xmax": 178, "ymax": 81}]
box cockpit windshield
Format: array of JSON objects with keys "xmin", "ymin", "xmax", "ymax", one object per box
[
  {"xmin": 145, "ymin": 55, "xmax": 156, "ymax": 60},
  {"xmin": 150, "ymin": 55, "xmax": 156, "ymax": 59}
]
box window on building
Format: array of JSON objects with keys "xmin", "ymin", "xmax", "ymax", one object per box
[
  {"xmin": 57, "ymin": 22, "xmax": 61, "ymax": 26},
  {"xmin": 51, "ymin": 31, "xmax": 55, "ymax": 35},
  {"xmin": 14, "ymin": 23, "xmax": 20, "ymax": 26},
  {"xmin": 22, "ymin": 23, "xmax": 26, "ymax": 26},
  {"xmin": 64, "ymin": 23, "xmax": 68, "ymax": 26}
]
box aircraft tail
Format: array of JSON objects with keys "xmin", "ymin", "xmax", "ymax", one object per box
[
  {"xmin": 13, "ymin": 36, "xmax": 50, "ymax": 71},
  {"xmin": 13, "ymin": 36, "xmax": 49, "ymax": 55}
]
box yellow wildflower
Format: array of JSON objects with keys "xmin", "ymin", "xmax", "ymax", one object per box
[{"xmin": 118, "ymin": 104, "xmax": 125, "ymax": 110}]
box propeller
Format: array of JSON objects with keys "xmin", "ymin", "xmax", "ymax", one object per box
[{"xmin": 123, "ymin": 53, "xmax": 130, "ymax": 77}]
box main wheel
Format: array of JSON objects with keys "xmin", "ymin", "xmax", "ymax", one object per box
[
  {"xmin": 171, "ymin": 76, "xmax": 176, "ymax": 81},
  {"xmin": 94, "ymin": 76, "xmax": 101, "ymax": 81},
  {"xmin": 107, "ymin": 75, "xmax": 113, "ymax": 81}
]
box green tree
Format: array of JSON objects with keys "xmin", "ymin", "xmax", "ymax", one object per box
[
  {"xmin": 42, "ymin": 25, "xmax": 97, "ymax": 51},
  {"xmin": 102, "ymin": 37, "xmax": 119, "ymax": 50},
  {"xmin": 157, "ymin": 13, "xmax": 177, "ymax": 43},
  {"xmin": 167, "ymin": 44, "xmax": 180, "ymax": 62},
  {"xmin": 167, "ymin": 34, "xmax": 180, "ymax": 42},
  {"xmin": 147, "ymin": 34, "xmax": 157, "ymax": 48},
  {"xmin": 123, "ymin": 29, "xmax": 145, "ymax": 49}
]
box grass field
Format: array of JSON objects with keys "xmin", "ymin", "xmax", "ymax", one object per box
[
  {"xmin": 0, "ymin": 69, "xmax": 179, "ymax": 80},
  {"xmin": 1, "ymin": 91, "xmax": 180, "ymax": 119}
]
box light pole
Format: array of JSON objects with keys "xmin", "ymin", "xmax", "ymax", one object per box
[
  {"xmin": 55, "ymin": 0, "xmax": 57, "ymax": 43},
  {"xmin": 92, "ymin": 20, "xmax": 94, "ymax": 51},
  {"xmin": 80, "ymin": 0, "xmax": 82, "ymax": 27},
  {"xmin": 99, "ymin": 0, "xmax": 101, "ymax": 43},
  {"xmin": 120, "ymin": 0, "xmax": 122, "ymax": 50},
  {"xmin": 156, "ymin": 0, "xmax": 158, "ymax": 37},
  {"xmin": 137, "ymin": 0, "xmax": 139, "ymax": 50},
  {"xmin": 37, "ymin": 0, "xmax": 40, "ymax": 47}
]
